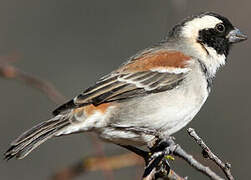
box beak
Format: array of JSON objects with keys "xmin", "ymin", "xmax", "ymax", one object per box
[{"xmin": 227, "ymin": 28, "xmax": 247, "ymax": 43}]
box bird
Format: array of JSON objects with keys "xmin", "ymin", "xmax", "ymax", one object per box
[{"xmin": 4, "ymin": 12, "xmax": 247, "ymax": 160}]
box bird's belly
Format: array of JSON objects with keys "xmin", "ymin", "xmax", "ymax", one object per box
[{"xmin": 97, "ymin": 81, "xmax": 209, "ymax": 146}]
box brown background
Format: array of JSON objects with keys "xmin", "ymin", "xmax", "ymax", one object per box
[{"xmin": 1, "ymin": 0, "xmax": 250, "ymax": 179}]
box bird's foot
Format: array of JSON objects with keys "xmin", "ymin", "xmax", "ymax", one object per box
[{"xmin": 148, "ymin": 134, "xmax": 176, "ymax": 154}]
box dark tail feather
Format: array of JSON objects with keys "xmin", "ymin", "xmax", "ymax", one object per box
[{"xmin": 4, "ymin": 114, "xmax": 70, "ymax": 160}]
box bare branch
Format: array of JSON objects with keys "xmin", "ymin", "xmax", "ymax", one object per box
[
  {"xmin": 51, "ymin": 153, "xmax": 143, "ymax": 180},
  {"xmin": 173, "ymin": 144, "xmax": 224, "ymax": 180},
  {"xmin": 187, "ymin": 128, "xmax": 234, "ymax": 180},
  {"xmin": 0, "ymin": 60, "xmax": 66, "ymax": 104},
  {"xmin": 141, "ymin": 136, "xmax": 225, "ymax": 180}
]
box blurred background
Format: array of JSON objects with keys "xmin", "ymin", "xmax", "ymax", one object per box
[{"xmin": 1, "ymin": 0, "xmax": 250, "ymax": 179}]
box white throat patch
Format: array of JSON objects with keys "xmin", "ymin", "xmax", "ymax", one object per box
[{"xmin": 201, "ymin": 45, "xmax": 226, "ymax": 76}]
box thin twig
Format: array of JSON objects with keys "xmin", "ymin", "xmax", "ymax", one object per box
[
  {"xmin": 173, "ymin": 144, "xmax": 224, "ymax": 180},
  {"xmin": 141, "ymin": 136, "xmax": 224, "ymax": 180},
  {"xmin": 0, "ymin": 61, "xmax": 66, "ymax": 104},
  {"xmin": 187, "ymin": 128, "xmax": 234, "ymax": 180}
]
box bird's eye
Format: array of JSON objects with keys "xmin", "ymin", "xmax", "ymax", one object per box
[{"xmin": 215, "ymin": 23, "xmax": 225, "ymax": 33}]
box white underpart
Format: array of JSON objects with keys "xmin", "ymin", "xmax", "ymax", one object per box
[{"xmin": 151, "ymin": 67, "xmax": 191, "ymax": 74}]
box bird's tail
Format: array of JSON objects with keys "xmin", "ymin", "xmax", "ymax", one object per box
[{"xmin": 4, "ymin": 113, "xmax": 71, "ymax": 160}]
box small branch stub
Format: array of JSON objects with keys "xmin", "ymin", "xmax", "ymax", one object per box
[{"xmin": 187, "ymin": 128, "xmax": 234, "ymax": 180}]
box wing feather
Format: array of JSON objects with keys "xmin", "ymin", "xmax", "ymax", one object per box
[{"xmin": 53, "ymin": 50, "xmax": 191, "ymax": 115}]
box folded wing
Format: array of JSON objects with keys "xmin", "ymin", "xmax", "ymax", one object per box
[{"xmin": 53, "ymin": 50, "xmax": 191, "ymax": 115}]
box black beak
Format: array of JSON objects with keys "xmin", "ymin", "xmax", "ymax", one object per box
[{"xmin": 227, "ymin": 28, "xmax": 247, "ymax": 43}]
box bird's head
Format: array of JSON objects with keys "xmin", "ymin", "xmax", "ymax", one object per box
[{"xmin": 169, "ymin": 12, "xmax": 247, "ymax": 76}]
